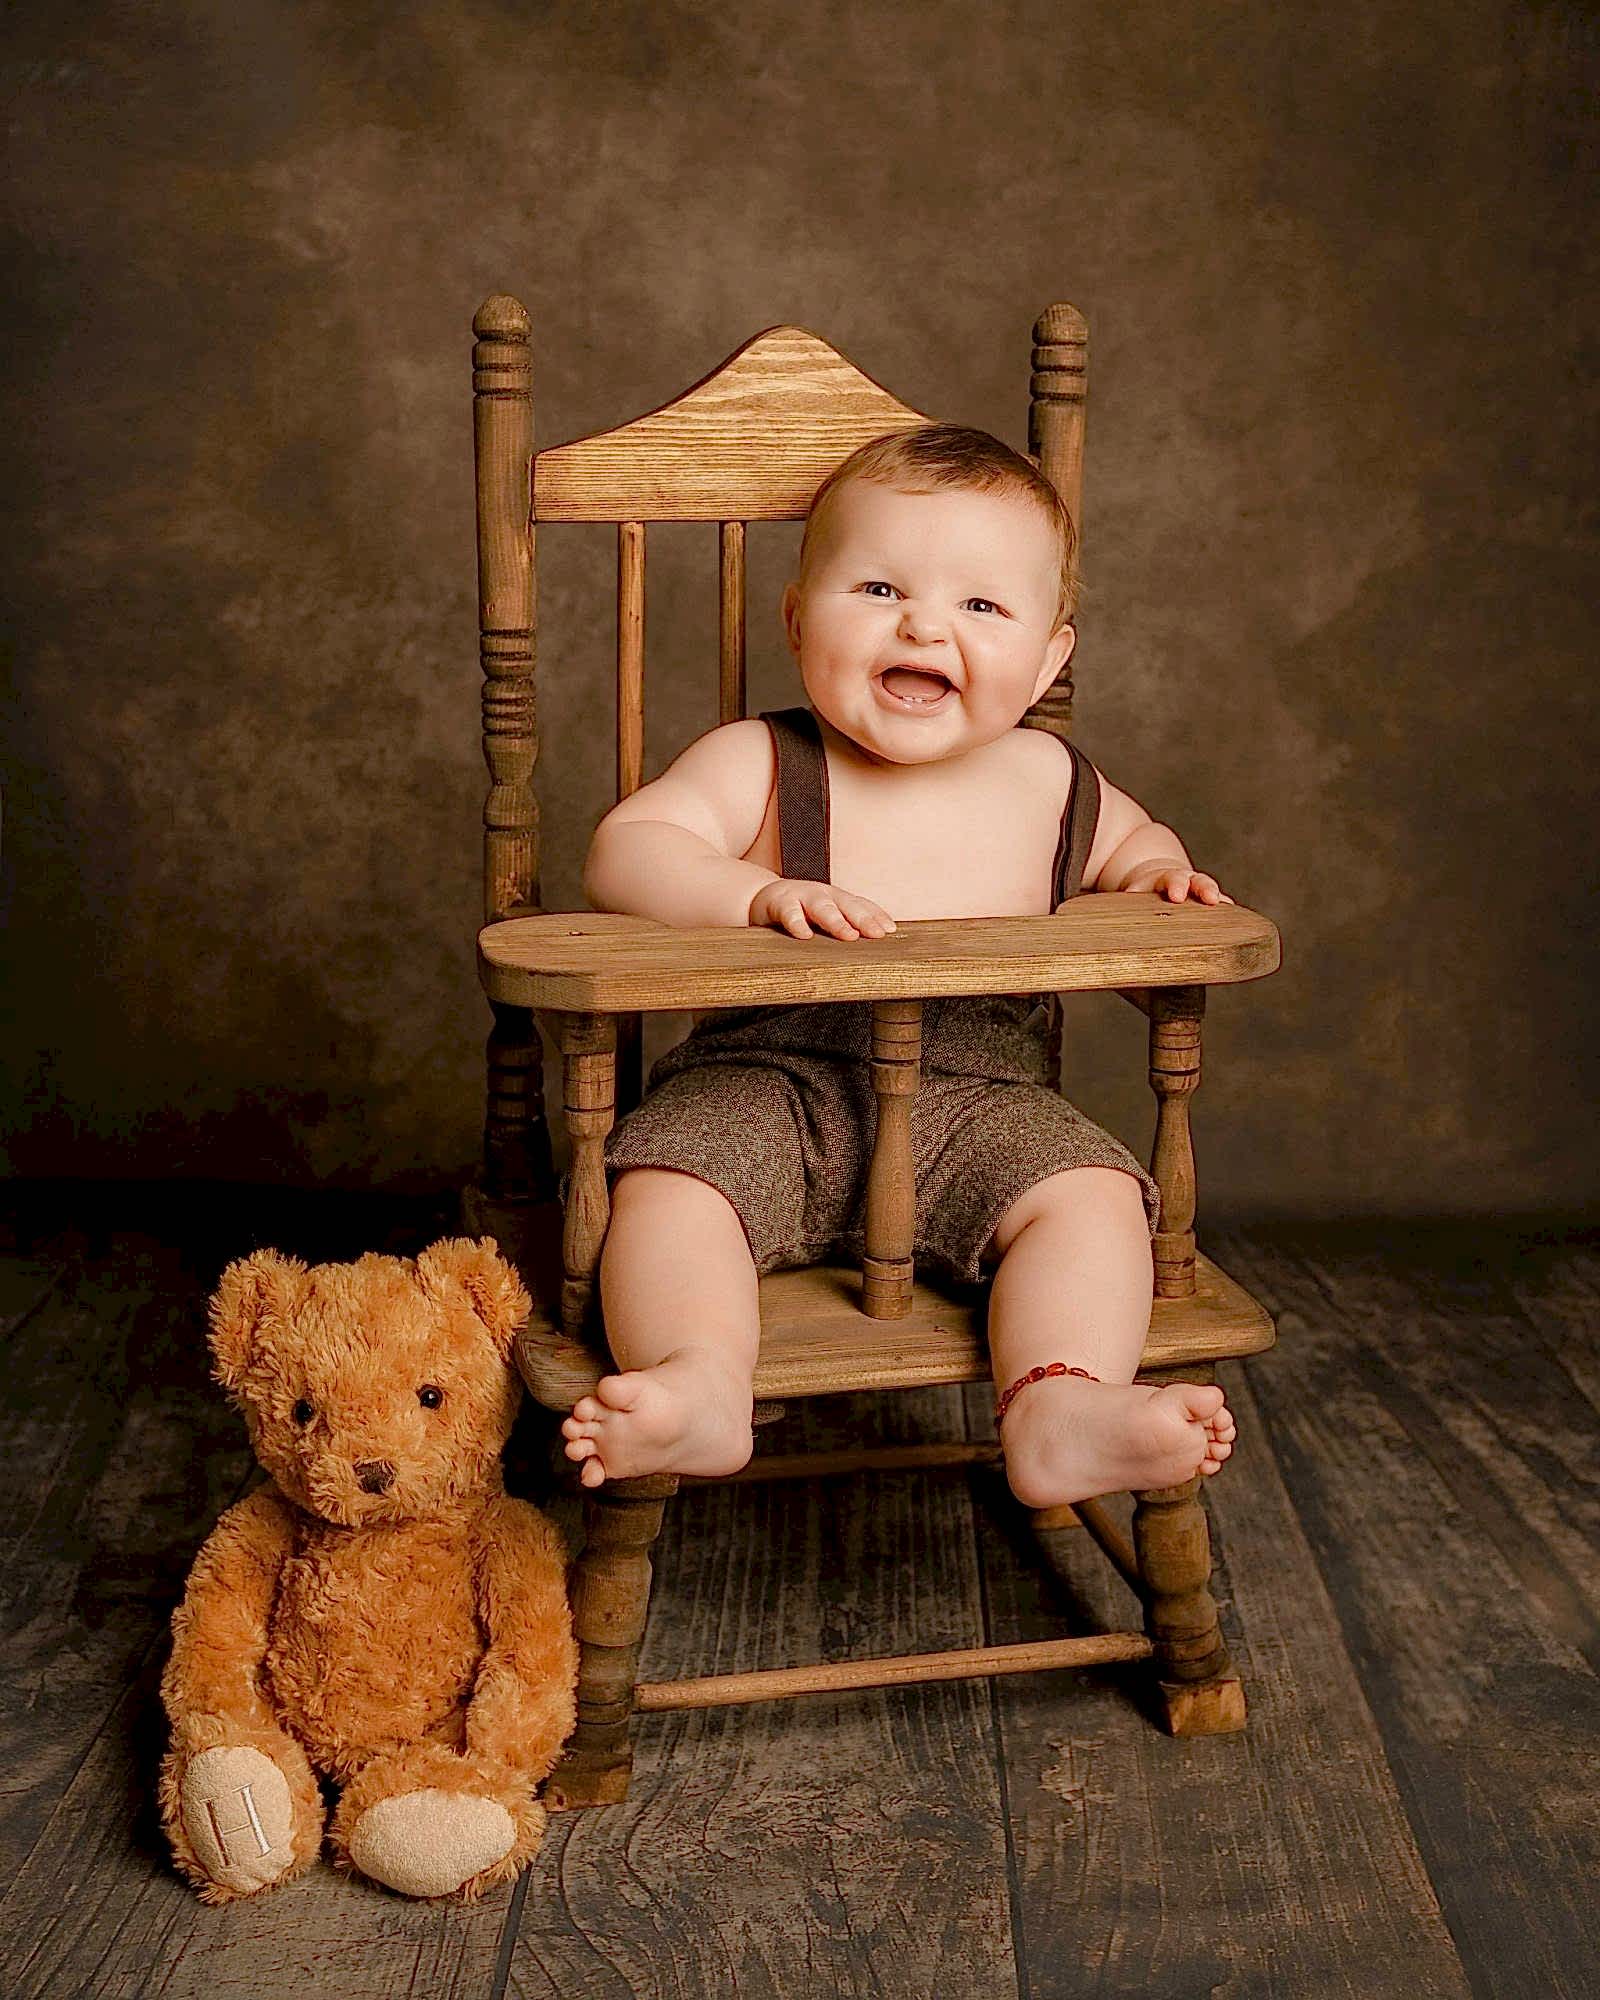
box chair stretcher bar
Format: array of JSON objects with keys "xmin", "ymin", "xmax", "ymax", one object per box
[{"xmin": 633, "ymin": 1631, "xmax": 1156, "ymax": 1711}]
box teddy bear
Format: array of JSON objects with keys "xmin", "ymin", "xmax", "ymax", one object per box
[{"xmin": 158, "ymin": 1236, "xmax": 578, "ymax": 1903}]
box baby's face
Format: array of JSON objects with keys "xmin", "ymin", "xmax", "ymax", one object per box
[{"xmin": 782, "ymin": 479, "xmax": 1074, "ymax": 767}]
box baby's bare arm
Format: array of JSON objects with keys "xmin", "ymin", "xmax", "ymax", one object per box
[
  {"xmin": 583, "ymin": 719, "xmax": 892, "ymax": 936},
  {"xmin": 1079, "ymin": 765, "xmax": 1234, "ymax": 905},
  {"xmin": 583, "ymin": 721, "xmax": 781, "ymax": 927}
]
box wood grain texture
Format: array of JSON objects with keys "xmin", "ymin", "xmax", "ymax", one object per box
[
  {"xmin": 556, "ymin": 1013, "xmax": 615, "ymax": 1341},
  {"xmin": 2, "ymin": 1214, "xmax": 1592, "ymax": 1996},
  {"xmin": 718, "ymin": 519, "xmax": 746, "ymax": 723},
  {"xmin": 1210, "ymin": 1223, "xmax": 1600, "ymax": 2000},
  {"xmin": 1148, "ymin": 988, "xmax": 1203, "ymax": 1298},
  {"xmin": 863, "ymin": 999, "xmax": 921, "ymax": 1318},
  {"xmin": 960, "ymin": 1357, "xmax": 1474, "ymax": 1999},
  {"xmin": 0, "ymin": 1230, "xmax": 510, "ymax": 2000},
  {"xmin": 514, "ymin": 1212, "xmax": 1274, "ymax": 1412},
  {"xmin": 473, "ymin": 295, "xmax": 555, "ymax": 1216},
  {"xmin": 514, "ymin": 1385, "xmax": 1021, "ymax": 1998},
  {"xmin": 612, "ymin": 520, "xmax": 648, "ymax": 1119},
  {"xmin": 532, "ymin": 325, "xmax": 932, "ymax": 521},
  {"xmin": 0, "ymin": 1239, "xmax": 254, "ymax": 1883},
  {"xmin": 473, "ymin": 295, "xmax": 540, "ymax": 926},
  {"xmin": 634, "ymin": 1630, "xmax": 1154, "ymax": 1711},
  {"xmin": 480, "ymin": 898, "xmax": 1281, "ymax": 1012},
  {"xmin": 615, "ymin": 521, "xmax": 645, "ymax": 802},
  {"xmin": 1022, "ymin": 302, "xmax": 1085, "ymax": 745}
]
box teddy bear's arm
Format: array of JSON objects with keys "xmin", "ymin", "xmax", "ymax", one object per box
[
  {"xmin": 464, "ymin": 1495, "xmax": 579, "ymax": 1781},
  {"xmin": 161, "ymin": 1486, "xmax": 297, "ymax": 1737}
]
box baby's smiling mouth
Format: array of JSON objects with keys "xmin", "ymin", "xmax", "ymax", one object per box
[{"xmin": 878, "ymin": 666, "xmax": 954, "ymax": 705}]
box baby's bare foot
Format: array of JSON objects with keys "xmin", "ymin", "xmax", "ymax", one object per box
[
  {"xmin": 560, "ymin": 1345, "xmax": 754, "ymax": 1488},
  {"xmin": 999, "ymin": 1376, "xmax": 1236, "ymax": 1510}
]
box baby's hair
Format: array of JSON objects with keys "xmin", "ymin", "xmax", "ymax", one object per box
[{"xmin": 799, "ymin": 422, "xmax": 1079, "ymax": 625}]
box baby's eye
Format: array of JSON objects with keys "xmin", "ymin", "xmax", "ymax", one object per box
[
  {"xmin": 859, "ymin": 580, "xmax": 900, "ymax": 599},
  {"xmin": 963, "ymin": 597, "xmax": 1005, "ymax": 616}
]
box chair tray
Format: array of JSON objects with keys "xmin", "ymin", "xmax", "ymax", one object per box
[
  {"xmin": 479, "ymin": 898, "xmax": 1281, "ymax": 1013},
  {"xmin": 506, "ymin": 1198, "xmax": 1275, "ymax": 1412}
]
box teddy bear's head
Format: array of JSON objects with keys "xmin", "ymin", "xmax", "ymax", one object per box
[{"xmin": 206, "ymin": 1237, "xmax": 531, "ymax": 1527}]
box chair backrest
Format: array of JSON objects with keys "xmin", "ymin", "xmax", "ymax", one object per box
[{"xmin": 471, "ymin": 300, "xmax": 1087, "ymax": 926}]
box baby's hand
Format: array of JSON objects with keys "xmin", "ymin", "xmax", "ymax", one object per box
[
  {"xmin": 748, "ymin": 878, "xmax": 897, "ymax": 940},
  {"xmin": 1119, "ymin": 863, "xmax": 1235, "ymax": 906}
]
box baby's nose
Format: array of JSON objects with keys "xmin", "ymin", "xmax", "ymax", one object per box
[{"xmin": 897, "ymin": 602, "xmax": 949, "ymax": 641}]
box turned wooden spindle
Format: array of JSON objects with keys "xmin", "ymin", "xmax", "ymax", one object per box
[
  {"xmin": 862, "ymin": 999, "xmax": 922, "ymax": 1318},
  {"xmin": 483, "ymin": 1000, "xmax": 547, "ymax": 1203},
  {"xmin": 719, "ymin": 520, "xmax": 747, "ymax": 723},
  {"xmin": 1022, "ymin": 303, "xmax": 1089, "ymax": 1097},
  {"xmin": 1148, "ymin": 985, "xmax": 1204, "ymax": 1298},
  {"xmin": 549, "ymin": 1472, "xmax": 678, "ymax": 1809},
  {"xmin": 615, "ymin": 523, "xmax": 646, "ymax": 1113},
  {"xmin": 1021, "ymin": 301, "xmax": 1086, "ymax": 745},
  {"xmin": 557, "ymin": 1012, "xmax": 617, "ymax": 1341},
  {"xmin": 1131, "ymin": 1454, "xmax": 1245, "ymax": 1733},
  {"xmin": 473, "ymin": 295, "xmax": 554, "ymax": 1206}
]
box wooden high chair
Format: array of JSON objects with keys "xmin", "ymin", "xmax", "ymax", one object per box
[{"xmin": 464, "ymin": 296, "xmax": 1282, "ymax": 1809}]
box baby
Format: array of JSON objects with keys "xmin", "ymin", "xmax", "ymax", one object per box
[{"xmin": 562, "ymin": 424, "xmax": 1237, "ymax": 1510}]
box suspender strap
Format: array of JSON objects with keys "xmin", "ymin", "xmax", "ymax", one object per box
[
  {"xmin": 759, "ymin": 707, "xmax": 1098, "ymax": 904},
  {"xmin": 759, "ymin": 706, "xmax": 832, "ymax": 882},
  {"xmin": 1053, "ymin": 739, "xmax": 1100, "ymax": 904}
]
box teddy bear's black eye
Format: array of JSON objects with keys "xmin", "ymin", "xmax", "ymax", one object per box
[
  {"xmin": 417, "ymin": 1385, "xmax": 444, "ymax": 1410},
  {"xmin": 292, "ymin": 1398, "xmax": 315, "ymax": 1426}
]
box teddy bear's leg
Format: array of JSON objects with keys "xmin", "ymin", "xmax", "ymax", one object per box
[
  {"xmin": 329, "ymin": 1745, "xmax": 546, "ymax": 1902},
  {"xmin": 160, "ymin": 1736, "xmax": 324, "ymax": 1902}
]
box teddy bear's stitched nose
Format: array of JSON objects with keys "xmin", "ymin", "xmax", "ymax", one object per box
[{"xmin": 354, "ymin": 1459, "xmax": 395, "ymax": 1494}]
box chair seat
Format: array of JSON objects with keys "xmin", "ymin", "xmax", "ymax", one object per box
[
  {"xmin": 508, "ymin": 1197, "xmax": 1275, "ymax": 1411},
  {"xmin": 479, "ymin": 897, "xmax": 1281, "ymax": 1014}
]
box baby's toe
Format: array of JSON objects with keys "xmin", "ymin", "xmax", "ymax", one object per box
[
  {"xmin": 579, "ymin": 1458, "xmax": 607, "ymax": 1488},
  {"xmin": 569, "ymin": 1395, "xmax": 602, "ymax": 1423},
  {"xmin": 563, "ymin": 1435, "xmax": 597, "ymax": 1462},
  {"xmin": 595, "ymin": 1370, "xmax": 647, "ymax": 1412}
]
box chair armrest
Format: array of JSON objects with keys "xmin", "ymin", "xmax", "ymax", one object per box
[{"xmin": 478, "ymin": 896, "xmax": 1281, "ymax": 1013}]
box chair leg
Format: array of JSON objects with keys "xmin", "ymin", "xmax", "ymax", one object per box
[
  {"xmin": 547, "ymin": 1471, "xmax": 679, "ymax": 1808},
  {"xmin": 1131, "ymin": 1475, "xmax": 1247, "ymax": 1736}
]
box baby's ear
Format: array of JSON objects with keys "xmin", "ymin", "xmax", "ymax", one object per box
[
  {"xmin": 1034, "ymin": 620, "xmax": 1076, "ymax": 702},
  {"xmin": 208, "ymin": 1248, "xmax": 307, "ymax": 1393},
  {"xmin": 414, "ymin": 1237, "xmax": 531, "ymax": 1359}
]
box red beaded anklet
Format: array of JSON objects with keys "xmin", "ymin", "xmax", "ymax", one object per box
[{"xmin": 994, "ymin": 1362, "xmax": 1100, "ymax": 1432}]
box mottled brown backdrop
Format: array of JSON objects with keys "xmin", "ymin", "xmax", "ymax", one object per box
[{"xmin": 4, "ymin": 1, "xmax": 1595, "ymax": 1221}]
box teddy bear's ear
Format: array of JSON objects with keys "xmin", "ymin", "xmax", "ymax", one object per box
[
  {"xmin": 208, "ymin": 1248, "xmax": 307, "ymax": 1392},
  {"xmin": 414, "ymin": 1237, "xmax": 531, "ymax": 1359}
]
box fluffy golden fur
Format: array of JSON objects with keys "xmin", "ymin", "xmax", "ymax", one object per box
[{"xmin": 159, "ymin": 1237, "xmax": 577, "ymax": 1903}]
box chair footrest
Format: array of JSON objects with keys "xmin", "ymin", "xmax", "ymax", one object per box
[
  {"xmin": 515, "ymin": 1227, "xmax": 1275, "ymax": 1410},
  {"xmin": 633, "ymin": 1632, "xmax": 1156, "ymax": 1711},
  {"xmin": 680, "ymin": 1440, "xmax": 1004, "ymax": 1484}
]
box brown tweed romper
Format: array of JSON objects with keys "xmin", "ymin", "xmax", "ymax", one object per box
[{"xmin": 601, "ymin": 706, "xmax": 1162, "ymax": 1286}]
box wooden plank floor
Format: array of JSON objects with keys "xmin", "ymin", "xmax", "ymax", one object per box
[{"xmin": 0, "ymin": 1189, "xmax": 1594, "ymax": 1999}]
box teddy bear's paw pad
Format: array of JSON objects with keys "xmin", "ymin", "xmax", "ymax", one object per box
[
  {"xmin": 348, "ymin": 1789, "xmax": 516, "ymax": 1899},
  {"xmin": 181, "ymin": 1746, "xmax": 301, "ymax": 1895}
]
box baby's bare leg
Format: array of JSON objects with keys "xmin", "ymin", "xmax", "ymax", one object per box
[
  {"xmin": 560, "ymin": 1168, "xmax": 758, "ymax": 1487},
  {"xmin": 985, "ymin": 1166, "xmax": 1236, "ymax": 1508}
]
